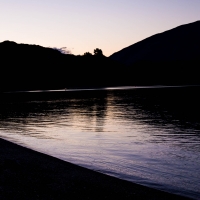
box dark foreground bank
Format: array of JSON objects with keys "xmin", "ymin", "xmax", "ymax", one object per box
[{"xmin": 0, "ymin": 138, "xmax": 191, "ymax": 200}]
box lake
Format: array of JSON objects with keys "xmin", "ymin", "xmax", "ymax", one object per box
[{"xmin": 0, "ymin": 86, "xmax": 200, "ymax": 199}]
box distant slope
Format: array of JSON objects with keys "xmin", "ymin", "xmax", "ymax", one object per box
[
  {"xmin": 110, "ymin": 21, "xmax": 200, "ymax": 66},
  {"xmin": 109, "ymin": 21, "xmax": 200, "ymax": 86}
]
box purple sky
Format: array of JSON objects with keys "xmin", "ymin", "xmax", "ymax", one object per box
[{"xmin": 0, "ymin": 0, "xmax": 200, "ymax": 56}]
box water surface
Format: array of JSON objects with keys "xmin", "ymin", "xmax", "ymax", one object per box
[{"xmin": 0, "ymin": 86, "xmax": 200, "ymax": 199}]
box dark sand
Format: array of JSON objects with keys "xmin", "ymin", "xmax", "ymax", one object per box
[{"xmin": 0, "ymin": 138, "xmax": 191, "ymax": 200}]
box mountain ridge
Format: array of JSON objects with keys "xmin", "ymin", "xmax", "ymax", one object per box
[
  {"xmin": 1, "ymin": 21, "xmax": 200, "ymax": 92},
  {"xmin": 110, "ymin": 20, "xmax": 200, "ymax": 65}
]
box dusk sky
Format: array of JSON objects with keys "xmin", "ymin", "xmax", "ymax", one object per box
[{"xmin": 1, "ymin": 0, "xmax": 200, "ymax": 56}]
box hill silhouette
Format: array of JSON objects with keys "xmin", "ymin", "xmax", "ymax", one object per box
[
  {"xmin": 110, "ymin": 21, "xmax": 200, "ymax": 65},
  {"xmin": 110, "ymin": 21, "xmax": 200, "ymax": 86},
  {"xmin": 1, "ymin": 21, "xmax": 200, "ymax": 92},
  {"xmin": 0, "ymin": 41, "xmax": 123, "ymax": 92}
]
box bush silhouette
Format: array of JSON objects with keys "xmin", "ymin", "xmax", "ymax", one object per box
[{"xmin": 83, "ymin": 52, "xmax": 92, "ymax": 56}]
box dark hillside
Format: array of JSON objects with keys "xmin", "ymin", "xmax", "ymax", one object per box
[
  {"xmin": 0, "ymin": 41, "xmax": 124, "ymax": 92},
  {"xmin": 110, "ymin": 21, "xmax": 200, "ymax": 65},
  {"xmin": 110, "ymin": 21, "xmax": 200, "ymax": 86}
]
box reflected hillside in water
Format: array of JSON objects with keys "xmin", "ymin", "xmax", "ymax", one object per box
[
  {"xmin": 111, "ymin": 87, "xmax": 200, "ymax": 128},
  {"xmin": 108, "ymin": 87, "xmax": 200, "ymax": 152},
  {"xmin": 0, "ymin": 86, "xmax": 200, "ymax": 145}
]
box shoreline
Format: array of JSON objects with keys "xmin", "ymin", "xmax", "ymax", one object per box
[
  {"xmin": 1, "ymin": 84, "xmax": 200, "ymax": 94},
  {"xmin": 0, "ymin": 138, "xmax": 191, "ymax": 199}
]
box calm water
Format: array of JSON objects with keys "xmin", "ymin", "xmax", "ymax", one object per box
[{"xmin": 0, "ymin": 86, "xmax": 200, "ymax": 199}]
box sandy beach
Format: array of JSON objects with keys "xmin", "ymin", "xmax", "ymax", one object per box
[{"xmin": 0, "ymin": 138, "xmax": 191, "ymax": 200}]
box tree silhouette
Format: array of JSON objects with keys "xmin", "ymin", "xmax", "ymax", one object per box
[{"xmin": 94, "ymin": 48, "xmax": 103, "ymax": 56}]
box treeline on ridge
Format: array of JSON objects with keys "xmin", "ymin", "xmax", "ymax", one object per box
[
  {"xmin": 0, "ymin": 40, "xmax": 200, "ymax": 92},
  {"xmin": 0, "ymin": 41, "xmax": 125, "ymax": 92}
]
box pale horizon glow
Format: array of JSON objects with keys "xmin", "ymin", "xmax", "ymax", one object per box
[{"xmin": 0, "ymin": 0, "xmax": 200, "ymax": 56}]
